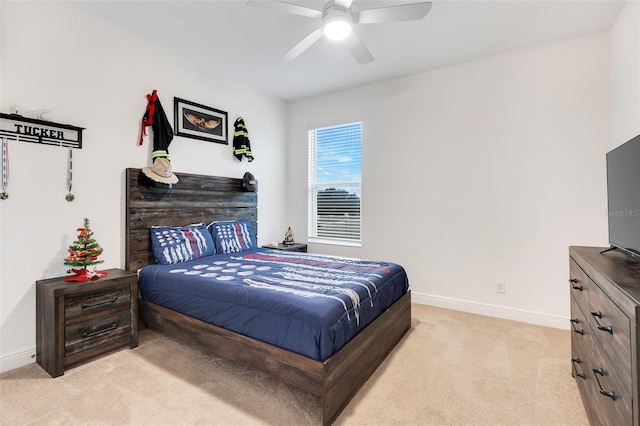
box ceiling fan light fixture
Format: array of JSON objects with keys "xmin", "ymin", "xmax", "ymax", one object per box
[
  {"xmin": 248, "ymin": 0, "xmax": 434, "ymax": 64},
  {"xmin": 323, "ymin": 10, "xmax": 352, "ymax": 40}
]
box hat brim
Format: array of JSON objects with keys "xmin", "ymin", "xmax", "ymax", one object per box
[{"xmin": 142, "ymin": 166, "xmax": 179, "ymax": 184}]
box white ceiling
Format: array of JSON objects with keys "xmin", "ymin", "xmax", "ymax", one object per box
[{"xmin": 72, "ymin": 0, "xmax": 624, "ymax": 102}]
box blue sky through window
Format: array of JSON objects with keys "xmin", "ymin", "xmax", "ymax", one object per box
[{"xmin": 315, "ymin": 123, "xmax": 362, "ymax": 188}]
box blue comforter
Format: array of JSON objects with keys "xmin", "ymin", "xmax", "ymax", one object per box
[{"xmin": 138, "ymin": 248, "xmax": 409, "ymax": 361}]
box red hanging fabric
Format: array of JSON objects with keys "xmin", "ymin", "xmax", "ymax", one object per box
[{"xmin": 139, "ymin": 90, "xmax": 158, "ymax": 145}]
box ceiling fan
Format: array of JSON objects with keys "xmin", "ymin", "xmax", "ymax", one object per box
[{"xmin": 246, "ymin": 0, "xmax": 432, "ymax": 64}]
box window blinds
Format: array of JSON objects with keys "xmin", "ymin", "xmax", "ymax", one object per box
[{"xmin": 308, "ymin": 122, "xmax": 362, "ymax": 243}]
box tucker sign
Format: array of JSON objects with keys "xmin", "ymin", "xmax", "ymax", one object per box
[{"xmin": 0, "ymin": 113, "xmax": 83, "ymax": 149}]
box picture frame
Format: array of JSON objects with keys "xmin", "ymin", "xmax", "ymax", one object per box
[{"xmin": 174, "ymin": 97, "xmax": 228, "ymax": 144}]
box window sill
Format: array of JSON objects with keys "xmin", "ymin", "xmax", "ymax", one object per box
[{"xmin": 308, "ymin": 237, "xmax": 361, "ymax": 248}]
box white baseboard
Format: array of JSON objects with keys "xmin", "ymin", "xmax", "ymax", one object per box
[
  {"xmin": 0, "ymin": 347, "xmax": 36, "ymax": 374},
  {"xmin": 412, "ymin": 292, "xmax": 570, "ymax": 330}
]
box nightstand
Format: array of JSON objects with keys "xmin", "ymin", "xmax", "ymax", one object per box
[
  {"xmin": 36, "ymin": 268, "xmax": 138, "ymax": 377},
  {"xmin": 262, "ymin": 243, "xmax": 308, "ymax": 253}
]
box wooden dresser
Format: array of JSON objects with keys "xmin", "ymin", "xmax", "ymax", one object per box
[
  {"xmin": 569, "ymin": 246, "xmax": 640, "ymax": 425},
  {"xmin": 36, "ymin": 268, "xmax": 138, "ymax": 377}
]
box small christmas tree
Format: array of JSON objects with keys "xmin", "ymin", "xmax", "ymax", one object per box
[{"xmin": 64, "ymin": 218, "xmax": 107, "ymax": 281}]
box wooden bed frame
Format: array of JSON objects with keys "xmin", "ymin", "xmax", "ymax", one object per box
[{"xmin": 125, "ymin": 168, "xmax": 411, "ymax": 425}]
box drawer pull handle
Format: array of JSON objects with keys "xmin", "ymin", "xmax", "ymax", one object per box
[
  {"xmin": 570, "ymin": 319, "xmax": 584, "ymax": 335},
  {"xmin": 569, "ymin": 278, "xmax": 582, "ymax": 291},
  {"xmin": 592, "ymin": 368, "xmax": 616, "ymax": 400},
  {"xmin": 82, "ymin": 323, "xmax": 118, "ymax": 338},
  {"xmin": 81, "ymin": 297, "xmax": 118, "ymax": 309},
  {"xmin": 571, "ymin": 358, "xmax": 585, "ymax": 379},
  {"xmin": 590, "ymin": 311, "xmax": 614, "ymax": 334}
]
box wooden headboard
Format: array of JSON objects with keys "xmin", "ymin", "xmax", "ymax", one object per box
[{"xmin": 125, "ymin": 168, "xmax": 257, "ymax": 272}]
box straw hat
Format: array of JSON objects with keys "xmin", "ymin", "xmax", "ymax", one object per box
[{"xmin": 142, "ymin": 157, "xmax": 178, "ymax": 184}]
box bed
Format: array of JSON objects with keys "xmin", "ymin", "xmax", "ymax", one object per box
[{"xmin": 125, "ymin": 168, "xmax": 411, "ymax": 425}]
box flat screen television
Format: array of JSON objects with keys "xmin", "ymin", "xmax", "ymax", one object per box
[{"xmin": 605, "ymin": 134, "xmax": 640, "ymax": 259}]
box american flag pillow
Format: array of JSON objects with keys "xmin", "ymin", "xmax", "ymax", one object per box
[
  {"xmin": 207, "ymin": 220, "xmax": 257, "ymax": 254},
  {"xmin": 150, "ymin": 223, "xmax": 215, "ymax": 265}
]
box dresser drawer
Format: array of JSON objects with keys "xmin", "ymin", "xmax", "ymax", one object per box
[
  {"xmin": 570, "ymin": 294, "xmax": 590, "ymax": 339},
  {"xmin": 65, "ymin": 284, "xmax": 131, "ymax": 321},
  {"xmin": 569, "ymin": 258, "xmax": 591, "ymax": 319},
  {"xmin": 588, "ymin": 280, "xmax": 631, "ymax": 390},
  {"xmin": 570, "ymin": 298, "xmax": 591, "ymax": 381},
  {"xmin": 570, "ymin": 271, "xmax": 633, "ymax": 425},
  {"xmin": 588, "ymin": 337, "xmax": 633, "ymax": 426},
  {"xmin": 64, "ymin": 310, "xmax": 131, "ymax": 356}
]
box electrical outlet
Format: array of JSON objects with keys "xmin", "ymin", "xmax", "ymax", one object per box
[{"xmin": 496, "ymin": 281, "xmax": 506, "ymax": 294}]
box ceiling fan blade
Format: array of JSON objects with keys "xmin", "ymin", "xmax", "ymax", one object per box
[
  {"xmin": 334, "ymin": 0, "xmax": 354, "ymax": 8},
  {"xmin": 284, "ymin": 27, "xmax": 324, "ymax": 61},
  {"xmin": 246, "ymin": 0, "xmax": 322, "ymax": 18},
  {"xmin": 353, "ymin": 2, "xmax": 432, "ymax": 24},
  {"xmin": 344, "ymin": 31, "xmax": 374, "ymax": 64}
]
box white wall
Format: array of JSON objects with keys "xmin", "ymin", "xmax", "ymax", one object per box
[
  {"xmin": 611, "ymin": 1, "xmax": 640, "ymax": 147},
  {"xmin": 0, "ymin": 2, "xmax": 287, "ymax": 372},
  {"xmin": 287, "ymin": 32, "xmax": 612, "ymax": 328}
]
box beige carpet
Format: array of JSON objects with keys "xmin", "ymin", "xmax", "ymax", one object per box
[{"xmin": 1, "ymin": 304, "xmax": 588, "ymax": 425}]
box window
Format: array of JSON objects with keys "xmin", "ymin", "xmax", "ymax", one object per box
[{"xmin": 308, "ymin": 121, "xmax": 362, "ymax": 245}]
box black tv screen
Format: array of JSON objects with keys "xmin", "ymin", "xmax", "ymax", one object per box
[{"xmin": 606, "ymin": 134, "xmax": 640, "ymax": 258}]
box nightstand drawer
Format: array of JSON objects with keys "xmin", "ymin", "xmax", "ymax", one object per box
[
  {"xmin": 65, "ymin": 310, "xmax": 131, "ymax": 356},
  {"xmin": 65, "ymin": 284, "xmax": 131, "ymax": 321}
]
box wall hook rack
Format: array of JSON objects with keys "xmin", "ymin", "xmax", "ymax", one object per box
[{"xmin": 0, "ymin": 113, "xmax": 84, "ymax": 149}]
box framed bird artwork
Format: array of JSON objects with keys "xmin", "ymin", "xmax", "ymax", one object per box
[{"xmin": 174, "ymin": 97, "xmax": 228, "ymax": 144}]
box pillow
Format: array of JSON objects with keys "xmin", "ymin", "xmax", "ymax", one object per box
[
  {"xmin": 207, "ymin": 220, "xmax": 257, "ymax": 254},
  {"xmin": 150, "ymin": 223, "xmax": 214, "ymax": 265}
]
